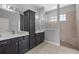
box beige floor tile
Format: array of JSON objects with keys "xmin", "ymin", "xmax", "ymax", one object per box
[{"xmin": 26, "ymin": 42, "xmax": 79, "ymax": 54}]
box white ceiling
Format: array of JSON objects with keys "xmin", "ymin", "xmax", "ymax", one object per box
[
  {"xmin": 11, "ymin": 4, "xmax": 38, "ymax": 12},
  {"xmin": 10, "ymin": 4, "xmax": 70, "ymax": 12},
  {"xmin": 32, "ymin": 4, "xmax": 57, "ymax": 11},
  {"xmin": 34, "ymin": 4, "xmax": 70, "ymax": 11}
]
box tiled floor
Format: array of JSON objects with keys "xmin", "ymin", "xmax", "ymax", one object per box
[{"xmin": 26, "ymin": 42, "xmax": 79, "ymax": 54}]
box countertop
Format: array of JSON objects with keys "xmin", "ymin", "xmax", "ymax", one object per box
[
  {"xmin": 0, "ymin": 30, "xmax": 45, "ymax": 41},
  {"xmin": 0, "ymin": 31, "xmax": 29, "ymax": 41},
  {"xmin": 35, "ymin": 30, "xmax": 45, "ymax": 33}
]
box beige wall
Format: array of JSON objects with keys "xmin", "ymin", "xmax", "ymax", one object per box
[
  {"xmin": 76, "ymin": 5, "xmax": 79, "ymax": 38},
  {"xmin": 76, "ymin": 5, "xmax": 79, "ymax": 49},
  {"xmin": 60, "ymin": 10, "xmax": 77, "ymax": 49},
  {"xmin": 60, "ymin": 11, "xmax": 77, "ymax": 41}
]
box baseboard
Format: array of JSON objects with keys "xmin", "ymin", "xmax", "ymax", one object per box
[{"xmin": 44, "ymin": 40, "xmax": 60, "ymax": 46}]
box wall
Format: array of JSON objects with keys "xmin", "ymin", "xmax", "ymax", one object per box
[
  {"xmin": 76, "ymin": 5, "xmax": 79, "ymax": 38},
  {"xmin": 60, "ymin": 11, "xmax": 77, "ymax": 41},
  {"xmin": 35, "ymin": 9, "xmax": 40, "ymax": 31},
  {"xmin": 39, "ymin": 7, "xmax": 46, "ymax": 31},
  {"xmin": 0, "ymin": 9, "xmax": 20, "ymax": 32},
  {"xmin": 60, "ymin": 10, "xmax": 77, "ymax": 49},
  {"xmin": 0, "ymin": 18, "xmax": 9, "ymax": 32},
  {"xmin": 76, "ymin": 4, "xmax": 79, "ymax": 49},
  {"xmin": 45, "ymin": 4, "xmax": 77, "ymax": 46},
  {"xmin": 59, "ymin": 5, "xmax": 77, "ymax": 49},
  {"xmin": 35, "ymin": 7, "xmax": 46, "ymax": 32},
  {"xmin": 59, "ymin": 4, "xmax": 76, "ymax": 41},
  {"xmin": 45, "ymin": 5, "xmax": 60, "ymax": 45},
  {"xmin": 46, "ymin": 5, "xmax": 76, "ymax": 19}
]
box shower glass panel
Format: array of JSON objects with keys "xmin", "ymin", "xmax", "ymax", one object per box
[{"xmin": 45, "ymin": 4, "xmax": 60, "ymax": 45}]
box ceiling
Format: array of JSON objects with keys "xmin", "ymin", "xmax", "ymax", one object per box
[
  {"xmin": 9, "ymin": 4, "xmax": 70, "ymax": 12},
  {"xmin": 34, "ymin": 4, "xmax": 70, "ymax": 11},
  {"xmin": 32, "ymin": 4, "xmax": 57, "ymax": 11}
]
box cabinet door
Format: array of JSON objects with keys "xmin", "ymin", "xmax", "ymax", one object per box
[
  {"xmin": 19, "ymin": 36, "xmax": 29, "ymax": 54},
  {"xmin": 29, "ymin": 11, "xmax": 35, "ymax": 34},
  {"xmin": 40, "ymin": 32, "xmax": 44, "ymax": 43},
  {"xmin": 2, "ymin": 42, "xmax": 18, "ymax": 54},
  {"xmin": 0, "ymin": 39, "xmax": 18, "ymax": 54},
  {"xmin": 36, "ymin": 33, "xmax": 41, "ymax": 45},
  {"xmin": 0, "ymin": 47, "xmax": 2, "ymax": 54},
  {"xmin": 24, "ymin": 12, "xmax": 30, "ymax": 31},
  {"xmin": 20, "ymin": 14, "xmax": 24, "ymax": 31},
  {"xmin": 30, "ymin": 34, "xmax": 35, "ymax": 49}
]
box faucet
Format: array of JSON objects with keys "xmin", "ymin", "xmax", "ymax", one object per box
[
  {"xmin": 12, "ymin": 30, "xmax": 16, "ymax": 34},
  {"xmin": 12, "ymin": 30, "xmax": 19, "ymax": 34}
]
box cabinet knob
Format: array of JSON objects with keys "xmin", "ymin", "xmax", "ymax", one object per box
[{"xmin": 16, "ymin": 42, "xmax": 18, "ymax": 45}]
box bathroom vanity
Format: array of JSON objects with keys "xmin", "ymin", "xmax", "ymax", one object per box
[{"xmin": 0, "ymin": 31, "xmax": 29, "ymax": 54}]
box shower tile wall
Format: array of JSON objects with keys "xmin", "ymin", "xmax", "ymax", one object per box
[{"xmin": 60, "ymin": 5, "xmax": 77, "ymax": 50}]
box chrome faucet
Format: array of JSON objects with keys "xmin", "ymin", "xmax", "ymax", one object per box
[
  {"xmin": 12, "ymin": 30, "xmax": 16, "ymax": 34},
  {"xmin": 12, "ymin": 30, "xmax": 19, "ymax": 34}
]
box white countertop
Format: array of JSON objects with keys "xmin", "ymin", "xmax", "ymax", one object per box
[
  {"xmin": 0, "ymin": 31, "xmax": 29, "ymax": 41},
  {"xmin": 0, "ymin": 30, "xmax": 45, "ymax": 41},
  {"xmin": 35, "ymin": 30, "xmax": 45, "ymax": 33}
]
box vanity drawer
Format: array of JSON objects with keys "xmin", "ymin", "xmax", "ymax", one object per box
[
  {"xmin": 0, "ymin": 39, "xmax": 11, "ymax": 47},
  {"xmin": 24, "ymin": 35, "xmax": 29, "ymax": 39},
  {"xmin": 11, "ymin": 37, "xmax": 22, "ymax": 42}
]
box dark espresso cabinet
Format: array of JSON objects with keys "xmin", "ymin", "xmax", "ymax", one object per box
[
  {"xmin": 23, "ymin": 10, "xmax": 35, "ymax": 34},
  {"xmin": 20, "ymin": 14, "xmax": 24, "ymax": 31},
  {"xmin": 19, "ymin": 36, "xmax": 29, "ymax": 54},
  {"xmin": 0, "ymin": 9, "xmax": 45, "ymax": 54},
  {"xmin": 40, "ymin": 32, "xmax": 44, "ymax": 43},
  {"xmin": 23, "ymin": 10, "xmax": 36, "ymax": 49},
  {"xmin": 20, "ymin": 10, "xmax": 45, "ymax": 53},
  {"xmin": 2, "ymin": 42, "xmax": 18, "ymax": 54},
  {"xmin": 20, "ymin": 10, "xmax": 36, "ymax": 49},
  {"xmin": 36, "ymin": 33, "xmax": 41, "ymax": 45},
  {"xmin": 0, "ymin": 47, "xmax": 2, "ymax": 53},
  {"xmin": 29, "ymin": 11, "xmax": 35, "ymax": 34},
  {"xmin": 0, "ymin": 39, "xmax": 18, "ymax": 54},
  {"xmin": 35, "ymin": 32, "xmax": 44, "ymax": 46},
  {"xmin": 0, "ymin": 35, "xmax": 29, "ymax": 54},
  {"xmin": 29, "ymin": 34, "xmax": 36, "ymax": 49}
]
